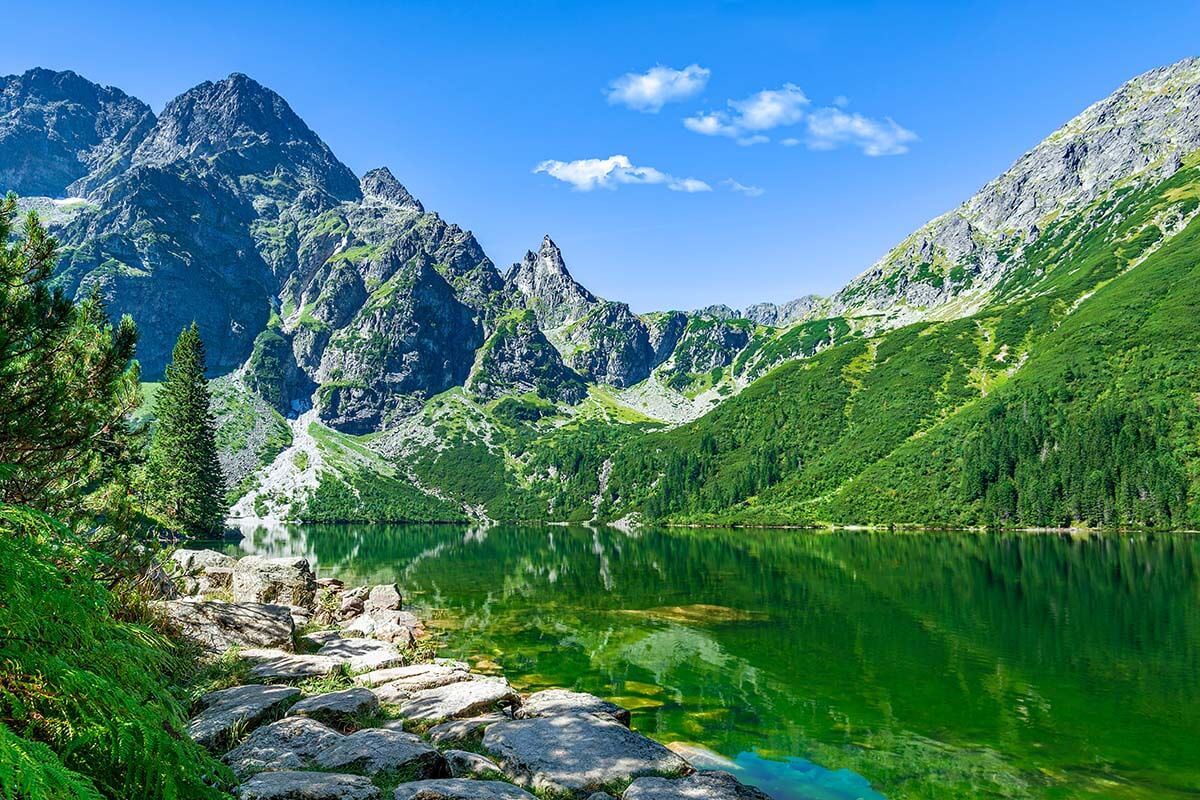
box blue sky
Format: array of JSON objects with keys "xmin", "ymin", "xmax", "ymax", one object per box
[{"xmin": 6, "ymin": 1, "xmax": 1198, "ymax": 312}]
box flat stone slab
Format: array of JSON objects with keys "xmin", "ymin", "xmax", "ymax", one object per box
[
  {"xmin": 237, "ymin": 770, "xmax": 381, "ymax": 800},
  {"xmin": 288, "ymin": 688, "xmax": 379, "ymax": 726},
  {"xmin": 398, "ymin": 677, "xmax": 518, "ymax": 722},
  {"xmin": 312, "ymin": 728, "xmax": 447, "ymax": 778},
  {"xmin": 188, "ymin": 683, "xmax": 300, "ymax": 751},
  {"xmin": 516, "ymin": 689, "xmax": 631, "ymax": 726},
  {"xmin": 445, "ymin": 749, "xmax": 503, "ymax": 779},
  {"xmin": 392, "ymin": 779, "xmax": 536, "ymax": 800},
  {"xmin": 482, "ymin": 713, "xmax": 690, "ymax": 796},
  {"xmin": 427, "ymin": 713, "xmax": 508, "ymax": 745},
  {"xmin": 355, "ymin": 663, "xmax": 469, "ymax": 690},
  {"xmin": 317, "ymin": 638, "xmax": 405, "ymax": 672},
  {"xmin": 155, "ymin": 600, "xmax": 294, "ymax": 653},
  {"xmin": 242, "ymin": 649, "xmax": 344, "ymax": 680},
  {"xmin": 224, "ymin": 716, "xmax": 343, "ymax": 778},
  {"xmin": 622, "ymin": 771, "xmax": 773, "ymax": 799}
]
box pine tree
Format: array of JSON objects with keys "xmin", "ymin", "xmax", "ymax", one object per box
[{"xmin": 147, "ymin": 323, "xmax": 224, "ymax": 533}]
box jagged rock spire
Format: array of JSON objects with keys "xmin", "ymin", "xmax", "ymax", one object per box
[{"xmin": 360, "ymin": 167, "xmax": 422, "ymax": 211}]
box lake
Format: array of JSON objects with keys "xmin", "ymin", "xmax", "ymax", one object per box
[{"xmin": 224, "ymin": 523, "xmax": 1200, "ymax": 799}]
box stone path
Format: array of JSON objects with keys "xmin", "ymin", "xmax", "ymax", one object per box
[{"xmin": 167, "ymin": 549, "xmax": 774, "ymax": 799}]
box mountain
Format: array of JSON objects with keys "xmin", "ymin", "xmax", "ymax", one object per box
[{"xmin": 5, "ymin": 60, "xmax": 1200, "ymax": 529}]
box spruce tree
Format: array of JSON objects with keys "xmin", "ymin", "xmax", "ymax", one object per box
[{"xmin": 147, "ymin": 323, "xmax": 224, "ymax": 533}]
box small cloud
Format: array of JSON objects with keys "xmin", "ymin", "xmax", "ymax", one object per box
[
  {"xmin": 684, "ymin": 83, "xmax": 809, "ymax": 140},
  {"xmin": 833, "ymin": 95, "xmax": 850, "ymax": 108},
  {"xmin": 737, "ymin": 134, "xmax": 770, "ymax": 147},
  {"xmin": 780, "ymin": 137, "xmax": 801, "ymax": 147},
  {"xmin": 804, "ymin": 108, "xmax": 917, "ymax": 156},
  {"xmin": 534, "ymin": 155, "xmax": 711, "ymax": 192},
  {"xmin": 607, "ymin": 64, "xmax": 710, "ymax": 113},
  {"xmin": 723, "ymin": 179, "xmax": 765, "ymax": 197}
]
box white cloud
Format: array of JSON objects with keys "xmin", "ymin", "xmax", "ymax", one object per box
[
  {"xmin": 780, "ymin": 137, "xmax": 801, "ymax": 147},
  {"xmin": 534, "ymin": 155, "xmax": 711, "ymax": 192},
  {"xmin": 723, "ymin": 179, "xmax": 765, "ymax": 197},
  {"xmin": 684, "ymin": 83, "xmax": 809, "ymax": 143},
  {"xmin": 804, "ymin": 108, "xmax": 917, "ymax": 156},
  {"xmin": 607, "ymin": 64, "xmax": 710, "ymax": 112}
]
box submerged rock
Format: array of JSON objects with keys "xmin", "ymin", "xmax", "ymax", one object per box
[
  {"xmin": 187, "ymin": 683, "xmax": 300, "ymax": 751},
  {"xmin": 482, "ymin": 712, "xmax": 690, "ymax": 796},
  {"xmin": 237, "ymin": 770, "xmax": 381, "ymax": 800}
]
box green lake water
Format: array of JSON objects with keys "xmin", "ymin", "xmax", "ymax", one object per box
[{"xmin": 224, "ymin": 524, "xmax": 1200, "ymax": 800}]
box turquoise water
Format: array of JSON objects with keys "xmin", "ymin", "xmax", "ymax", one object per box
[{"xmin": 225, "ymin": 523, "xmax": 1200, "ymax": 799}]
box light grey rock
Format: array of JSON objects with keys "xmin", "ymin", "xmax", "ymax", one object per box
[
  {"xmin": 241, "ymin": 649, "xmax": 344, "ymax": 680},
  {"xmin": 288, "ymin": 688, "xmax": 379, "ymax": 726},
  {"xmin": 187, "ymin": 683, "xmax": 300, "ymax": 751},
  {"xmin": 397, "ymin": 677, "xmax": 518, "ymax": 722},
  {"xmin": 426, "ymin": 713, "xmax": 508, "ymax": 746},
  {"xmin": 622, "ymin": 771, "xmax": 773, "ymax": 799},
  {"xmin": 445, "ymin": 749, "xmax": 503, "ymax": 779},
  {"xmin": 364, "ymin": 583, "xmax": 402, "ymax": 613},
  {"xmin": 505, "ymin": 235, "xmax": 597, "ymax": 330},
  {"xmin": 392, "ymin": 779, "xmax": 536, "ymax": 800},
  {"xmin": 342, "ymin": 609, "xmax": 423, "ymax": 645},
  {"xmin": 171, "ymin": 548, "xmax": 237, "ymax": 575},
  {"xmin": 154, "ymin": 600, "xmax": 293, "ymax": 653},
  {"xmin": 237, "ymin": 770, "xmax": 381, "ymax": 800},
  {"xmin": 482, "ymin": 713, "xmax": 690, "ymax": 796},
  {"xmin": 588, "ymin": 795, "xmax": 618, "ymax": 800},
  {"xmin": 357, "ymin": 663, "xmax": 470, "ymax": 693},
  {"xmin": 300, "ymin": 629, "xmax": 344, "ymax": 648},
  {"xmin": 233, "ymin": 555, "xmax": 317, "ymax": 608},
  {"xmin": 223, "ymin": 716, "xmax": 342, "ymax": 778},
  {"xmin": 515, "ymin": 690, "xmax": 631, "ymax": 726},
  {"xmin": 317, "ymin": 638, "xmax": 405, "ymax": 672},
  {"xmin": 312, "ymin": 728, "xmax": 447, "ymax": 778},
  {"xmin": 741, "ymin": 297, "xmax": 821, "ymax": 328},
  {"xmin": 337, "ymin": 586, "xmax": 369, "ymax": 621}
]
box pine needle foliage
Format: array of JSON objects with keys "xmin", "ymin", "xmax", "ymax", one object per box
[
  {"xmin": 0, "ymin": 503, "xmax": 234, "ymax": 799},
  {"xmin": 146, "ymin": 324, "xmax": 225, "ymax": 534}
]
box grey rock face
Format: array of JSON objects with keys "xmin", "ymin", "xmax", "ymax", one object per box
[
  {"xmin": 288, "ymin": 688, "xmax": 380, "ymax": 726},
  {"xmin": 154, "ymin": 600, "xmax": 293, "ymax": 653},
  {"xmin": 392, "ymin": 780, "xmax": 536, "ymax": 800},
  {"xmin": 668, "ymin": 318, "xmax": 751, "ymax": 375},
  {"xmin": 835, "ymin": 56, "xmax": 1200, "ymax": 320},
  {"xmin": 515, "ymin": 690, "xmax": 631, "ymax": 726},
  {"xmin": 645, "ymin": 312, "xmax": 688, "ymax": 366},
  {"xmin": 622, "ymin": 771, "xmax": 773, "ymax": 799},
  {"xmin": 361, "ymin": 167, "xmax": 422, "ymax": 211},
  {"xmin": 312, "ymin": 728, "xmax": 447, "ymax": 777},
  {"xmin": 741, "ymin": 296, "xmax": 821, "ymax": 327},
  {"xmin": 467, "ymin": 309, "xmax": 586, "ymax": 404},
  {"xmin": 187, "ymin": 684, "xmax": 300, "ymax": 751},
  {"xmin": 560, "ymin": 301, "xmax": 655, "ymax": 388},
  {"xmin": 224, "ymin": 716, "xmax": 343, "ymax": 778},
  {"xmin": 233, "ymin": 555, "xmax": 317, "ymax": 608},
  {"xmin": 445, "ymin": 749, "xmax": 503, "ymax": 779},
  {"xmin": 481, "ymin": 712, "xmax": 690, "ymax": 796},
  {"xmin": 397, "ymin": 676, "xmax": 518, "ymax": 722},
  {"xmin": 0, "ymin": 68, "xmax": 154, "ymax": 197},
  {"xmin": 170, "ymin": 548, "xmax": 237, "ymax": 575},
  {"xmin": 131, "ymin": 72, "xmax": 360, "ymax": 205},
  {"xmin": 237, "ymin": 771, "xmax": 381, "ymax": 800},
  {"xmin": 364, "ymin": 584, "xmax": 403, "ymax": 614},
  {"xmin": 426, "ymin": 713, "xmax": 509, "ymax": 746},
  {"xmin": 505, "ymin": 235, "xmax": 597, "ymax": 330}
]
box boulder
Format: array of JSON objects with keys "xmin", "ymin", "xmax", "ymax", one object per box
[
  {"xmin": 622, "ymin": 771, "xmax": 773, "ymax": 799},
  {"xmin": 445, "ymin": 749, "xmax": 503, "ymax": 779},
  {"xmin": 482, "ymin": 713, "xmax": 690, "ymax": 797},
  {"xmin": 392, "ymin": 780, "xmax": 536, "ymax": 800},
  {"xmin": 312, "ymin": 728, "xmax": 447, "ymax": 778},
  {"xmin": 427, "ymin": 713, "xmax": 508, "ymax": 746},
  {"xmin": 288, "ymin": 688, "xmax": 379, "ymax": 726},
  {"xmin": 187, "ymin": 683, "xmax": 300, "ymax": 751},
  {"xmin": 357, "ymin": 663, "xmax": 470, "ymax": 696},
  {"xmin": 224, "ymin": 716, "xmax": 343, "ymax": 778},
  {"xmin": 301, "ymin": 629, "xmax": 345, "ymax": 649},
  {"xmin": 233, "ymin": 555, "xmax": 316, "ymax": 608},
  {"xmin": 343, "ymin": 609, "xmax": 423, "ymax": 645},
  {"xmin": 171, "ymin": 548, "xmax": 237, "ymax": 575},
  {"xmin": 516, "ymin": 689, "xmax": 631, "ymax": 726},
  {"xmin": 337, "ymin": 586, "xmax": 369, "ymax": 621},
  {"xmin": 241, "ymin": 649, "xmax": 344, "ymax": 680},
  {"xmin": 155, "ymin": 600, "xmax": 293, "ymax": 653},
  {"xmin": 365, "ymin": 583, "xmax": 402, "ymax": 613},
  {"xmin": 317, "ymin": 637, "xmax": 405, "ymax": 672},
  {"xmin": 397, "ymin": 677, "xmax": 518, "ymax": 722},
  {"xmin": 237, "ymin": 770, "xmax": 381, "ymax": 800}
]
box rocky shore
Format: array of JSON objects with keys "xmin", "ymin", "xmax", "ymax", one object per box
[{"xmin": 158, "ymin": 550, "xmax": 774, "ymax": 800}]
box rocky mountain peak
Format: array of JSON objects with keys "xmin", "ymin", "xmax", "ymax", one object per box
[
  {"xmin": 506, "ymin": 235, "xmax": 598, "ymax": 329},
  {"xmin": 360, "ymin": 167, "xmax": 422, "ymax": 211},
  {"xmin": 131, "ymin": 72, "xmax": 360, "ymax": 202},
  {"xmin": 0, "ymin": 67, "xmax": 155, "ymax": 197}
]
